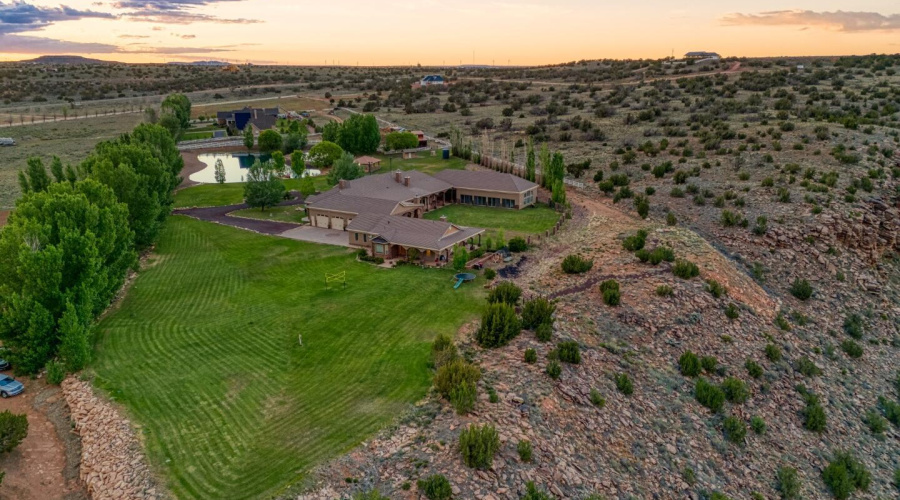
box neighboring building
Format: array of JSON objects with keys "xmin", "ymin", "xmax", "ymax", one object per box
[
  {"xmin": 410, "ymin": 130, "xmax": 428, "ymax": 147},
  {"xmin": 433, "ymin": 169, "xmax": 538, "ymax": 209},
  {"xmin": 354, "ymin": 156, "xmax": 382, "ymax": 173},
  {"xmin": 419, "ymin": 75, "xmax": 445, "ymax": 86},
  {"xmin": 216, "ymin": 107, "xmax": 279, "ymax": 132},
  {"xmin": 348, "ymin": 213, "xmax": 483, "ymax": 263},
  {"xmin": 684, "ymin": 51, "xmax": 721, "ymax": 61}
]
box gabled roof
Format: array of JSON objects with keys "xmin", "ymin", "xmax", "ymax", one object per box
[
  {"xmin": 305, "ymin": 190, "xmax": 403, "ymax": 216},
  {"xmin": 354, "ymin": 156, "xmax": 381, "ymax": 165},
  {"xmin": 328, "ymin": 171, "xmax": 452, "ymax": 202},
  {"xmin": 348, "ymin": 214, "xmax": 483, "ymax": 252},
  {"xmin": 433, "ymin": 169, "xmax": 538, "ymax": 193}
]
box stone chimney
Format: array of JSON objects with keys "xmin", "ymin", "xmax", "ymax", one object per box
[
  {"xmin": 404, "ymin": 176, "xmax": 411, "ymax": 187},
  {"xmin": 339, "ymin": 179, "xmax": 347, "ymax": 189},
  {"xmin": 394, "ymin": 170, "xmax": 402, "ymax": 183}
]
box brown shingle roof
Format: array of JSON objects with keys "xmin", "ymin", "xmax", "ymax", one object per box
[
  {"xmin": 354, "ymin": 156, "xmax": 381, "ymax": 165},
  {"xmin": 433, "ymin": 169, "xmax": 537, "ymax": 193},
  {"xmin": 306, "ymin": 171, "xmax": 452, "ymax": 217},
  {"xmin": 348, "ymin": 214, "xmax": 483, "ymax": 251},
  {"xmin": 305, "ymin": 190, "xmax": 402, "ymax": 215}
]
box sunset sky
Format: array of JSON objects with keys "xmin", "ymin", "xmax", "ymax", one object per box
[{"xmin": 0, "ymin": 1, "xmax": 898, "ymax": 65}]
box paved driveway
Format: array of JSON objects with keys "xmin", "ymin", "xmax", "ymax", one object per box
[{"xmin": 280, "ymin": 226, "xmax": 350, "ymax": 247}]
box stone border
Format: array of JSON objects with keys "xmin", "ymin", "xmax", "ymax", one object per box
[{"xmin": 62, "ymin": 378, "xmax": 164, "ymax": 500}]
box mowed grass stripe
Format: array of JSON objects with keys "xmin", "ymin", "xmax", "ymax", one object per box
[{"xmin": 92, "ymin": 216, "xmax": 483, "ymax": 499}]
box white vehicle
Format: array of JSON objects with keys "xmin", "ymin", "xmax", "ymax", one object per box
[{"xmin": 0, "ymin": 138, "xmax": 15, "ymax": 147}]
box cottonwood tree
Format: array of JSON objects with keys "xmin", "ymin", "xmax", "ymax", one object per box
[
  {"xmin": 214, "ymin": 159, "xmax": 226, "ymax": 184},
  {"xmin": 257, "ymin": 130, "xmax": 283, "ymax": 153},
  {"xmin": 290, "ymin": 151, "xmax": 306, "ymax": 178},
  {"xmin": 243, "ymin": 127, "xmax": 254, "ymax": 150},
  {"xmin": 337, "ymin": 114, "xmax": 380, "ymax": 154},
  {"xmin": 384, "ymin": 131, "xmax": 419, "ymax": 151},
  {"xmin": 327, "ymin": 153, "xmax": 364, "ymax": 186},
  {"xmin": 243, "ymin": 160, "xmax": 285, "ymax": 211}
]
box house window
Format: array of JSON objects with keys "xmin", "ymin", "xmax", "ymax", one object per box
[
  {"xmin": 460, "ymin": 194, "xmax": 473, "ymax": 204},
  {"xmin": 502, "ymin": 198, "xmax": 515, "ymax": 208},
  {"xmin": 355, "ymin": 233, "xmax": 359, "ymax": 241},
  {"xmin": 364, "ymin": 234, "xmax": 368, "ymax": 243},
  {"xmin": 523, "ymin": 189, "xmax": 535, "ymax": 206},
  {"xmin": 488, "ymin": 197, "xmax": 500, "ymax": 207},
  {"xmin": 474, "ymin": 196, "xmax": 487, "ymax": 206},
  {"xmin": 374, "ymin": 244, "xmax": 385, "ymax": 254}
]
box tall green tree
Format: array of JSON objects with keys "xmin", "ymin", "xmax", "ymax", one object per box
[
  {"xmin": 243, "ymin": 127, "xmax": 255, "ymax": 150},
  {"xmin": 549, "ymin": 152, "xmax": 566, "ymax": 185},
  {"xmin": 525, "ymin": 138, "xmax": 536, "ymax": 182},
  {"xmin": 18, "ymin": 157, "xmax": 52, "ymax": 194},
  {"xmin": 257, "ymin": 130, "xmax": 283, "ymax": 153},
  {"xmin": 49, "ymin": 156, "xmax": 65, "ymax": 183},
  {"xmin": 327, "ymin": 152, "xmax": 364, "ymax": 186},
  {"xmin": 272, "ymin": 151, "xmax": 285, "ymax": 175},
  {"xmin": 337, "ymin": 114, "xmax": 380, "ymax": 155},
  {"xmin": 160, "ymin": 93, "xmax": 191, "ymax": 130},
  {"xmin": 0, "ymin": 180, "xmax": 135, "ymax": 374},
  {"xmin": 309, "ymin": 141, "xmax": 344, "ymax": 168},
  {"xmin": 243, "ymin": 160, "xmax": 285, "ymax": 211},
  {"xmin": 384, "ymin": 131, "xmax": 419, "ymax": 151},
  {"xmin": 214, "ymin": 159, "xmax": 226, "ymax": 184},
  {"xmin": 322, "ymin": 121, "xmax": 342, "ymax": 143},
  {"xmin": 290, "ymin": 151, "xmax": 306, "ymax": 178}
]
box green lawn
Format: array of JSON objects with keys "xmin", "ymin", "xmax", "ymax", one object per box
[
  {"xmin": 370, "ymin": 153, "xmax": 468, "ymax": 176},
  {"xmin": 230, "ymin": 205, "xmax": 307, "ymax": 224},
  {"xmin": 179, "ymin": 131, "xmax": 214, "ymax": 142},
  {"xmin": 175, "ymin": 178, "xmax": 330, "ymax": 208},
  {"xmin": 92, "ymin": 216, "xmax": 484, "ymax": 499},
  {"xmin": 424, "ymin": 203, "xmax": 560, "ymax": 238}
]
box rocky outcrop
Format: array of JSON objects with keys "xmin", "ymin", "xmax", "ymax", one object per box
[{"xmin": 62, "ymin": 378, "xmax": 164, "ymax": 500}]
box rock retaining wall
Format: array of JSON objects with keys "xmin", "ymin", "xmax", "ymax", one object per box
[{"xmin": 62, "ymin": 378, "xmax": 164, "ymax": 500}]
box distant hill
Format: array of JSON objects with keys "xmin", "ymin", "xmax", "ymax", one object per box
[
  {"xmin": 20, "ymin": 55, "xmax": 118, "ymax": 65},
  {"xmin": 167, "ymin": 61, "xmax": 231, "ymax": 66}
]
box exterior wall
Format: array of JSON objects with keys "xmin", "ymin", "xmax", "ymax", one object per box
[
  {"xmin": 348, "ymin": 231, "xmax": 373, "ymax": 248},
  {"xmin": 453, "ymin": 187, "xmax": 536, "ymax": 210}
]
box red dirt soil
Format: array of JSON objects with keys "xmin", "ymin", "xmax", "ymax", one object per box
[
  {"xmin": 0, "ymin": 210, "xmax": 9, "ymax": 227},
  {"xmin": 0, "ymin": 377, "xmax": 86, "ymax": 500}
]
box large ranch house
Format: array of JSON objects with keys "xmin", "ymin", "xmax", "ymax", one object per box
[{"xmin": 304, "ymin": 169, "xmax": 539, "ymax": 263}]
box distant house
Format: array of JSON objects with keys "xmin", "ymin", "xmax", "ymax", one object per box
[
  {"xmin": 216, "ymin": 107, "xmax": 279, "ymax": 132},
  {"xmin": 410, "ymin": 130, "xmax": 427, "ymax": 147},
  {"xmin": 354, "ymin": 156, "xmax": 382, "ymax": 173},
  {"xmin": 419, "ymin": 75, "xmax": 445, "ymax": 86},
  {"xmin": 684, "ymin": 51, "xmax": 721, "ymax": 61}
]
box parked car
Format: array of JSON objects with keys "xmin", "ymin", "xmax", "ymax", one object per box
[
  {"xmin": 0, "ymin": 137, "xmax": 15, "ymax": 147},
  {"xmin": 0, "ymin": 375, "xmax": 24, "ymax": 398},
  {"xmin": 0, "ymin": 347, "xmax": 8, "ymax": 370}
]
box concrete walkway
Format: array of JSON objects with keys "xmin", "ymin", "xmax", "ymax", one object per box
[{"xmin": 280, "ymin": 226, "xmax": 349, "ymax": 246}]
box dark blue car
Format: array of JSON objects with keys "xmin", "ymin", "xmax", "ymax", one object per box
[{"xmin": 0, "ymin": 375, "xmax": 24, "ymax": 398}]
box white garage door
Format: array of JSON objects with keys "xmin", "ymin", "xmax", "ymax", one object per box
[
  {"xmin": 315, "ymin": 215, "xmax": 330, "ymax": 228},
  {"xmin": 332, "ymin": 218, "xmax": 345, "ymax": 231}
]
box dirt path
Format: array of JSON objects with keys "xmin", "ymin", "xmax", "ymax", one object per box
[{"xmin": 0, "ymin": 377, "xmax": 87, "ymax": 500}]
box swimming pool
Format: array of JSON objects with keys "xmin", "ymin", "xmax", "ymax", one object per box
[{"xmin": 190, "ymin": 153, "xmax": 321, "ymax": 184}]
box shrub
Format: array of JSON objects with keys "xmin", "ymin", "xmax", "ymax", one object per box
[
  {"xmin": 765, "ymin": 344, "xmax": 782, "ymax": 362},
  {"xmin": 776, "ymin": 466, "xmax": 801, "ymax": 499},
  {"xmin": 622, "ymin": 230, "xmax": 648, "ymax": 251},
  {"xmin": 517, "ymin": 440, "xmax": 533, "ymax": 462},
  {"xmin": 695, "ymin": 378, "xmax": 725, "ymax": 413},
  {"xmin": 801, "ymin": 392, "xmax": 827, "ymax": 433},
  {"xmin": 615, "ymin": 373, "xmax": 634, "ymax": 395},
  {"xmin": 46, "ymin": 360, "xmax": 66, "ymax": 385},
  {"xmin": 745, "ymin": 360, "xmax": 763, "ymax": 379},
  {"xmin": 796, "ymin": 357, "xmax": 822, "ymax": 377},
  {"xmin": 476, "ymin": 303, "xmax": 521, "ymax": 348},
  {"xmin": 700, "ymin": 355, "xmax": 718, "ymax": 373},
  {"xmin": 521, "ymin": 482, "xmax": 553, "ymax": 500},
  {"xmin": 841, "ymin": 340, "xmax": 863, "ymax": 359},
  {"xmin": 590, "ymin": 388, "xmax": 606, "ymax": 408},
  {"xmin": 483, "ymin": 268, "xmax": 496, "ymax": 280},
  {"xmin": 557, "ymin": 341, "xmax": 581, "ymax": 364},
  {"xmin": 0, "ymin": 411, "xmax": 29, "ymax": 454},
  {"xmin": 546, "ymin": 360, "xmax": 562, "ymax": 380},
  {"xmin": 723, "ymin": 416, "xmax": 747, "ymax": 444},
  {"xmin": 561, "ymin": 254, "xmax": 593, "ymax": 274},
  {"xmin": 822, "ymin": 451, "xmax": 871, "ymax": 500},
  {"xmin": 434, "ymin": 358, "xmax": 481, "ymax": 399},
  {"xmin": 656, "ymin": 285, "xmax": 673, "ymax": 297},
  {"xmin": 521, "ymin": 298, "xmax": 556, "ymax": 330},
  {"xmin": 535, "ymin": 323, "xmax": 553, "ymax": 342},
  {"xmin": 431, "ymin": 333, "xmax": 458, "ymax": 369},
  {"xmin": 790, "ymin": 279, "xmax": 813, "ymax": 300},
  {"xmin": 863, "ymin": 410, "xmax": 887, "ymax": 435},
  {"xmin": 706, "ymin": 279, "xmax": 726, "ymax": 298},
  {"xmin": 353, "ymin": 489, "xmax": 389, "ymax": 500},
  {"xmin": 524, "ymin": 349, "xmax": 537, "ymax": 364},
  {"xmin": 672, "ymin": 259, "xmax": 700, "ymax": 279},
  {"xmin": 459, "ymin": 424, "xmax": 500, "ymax": 469},
  {"xmin": 722, "ymin": 377, "xmax": 750, "ymax": 403},
  {"xmin": 449, "ymin": 381, "xmax": 477, "ymax": 415},
  {"xmin": 487, "ymin": 281, "xmax": 522, "ymax": 306},
  {"xmin": 724, "ymin": 303, "xmax": 739, "ymax": 320},
  {"xmin": 843, "ymin": 314, "xmax": 864, "ymax": 339},
  {"xmin": 508, "ymin": 236, "xmax": 528, "ymax": 252},
  {"xmin": 750, "ymin": 416, "xmax": 767, "ymax": 435},
  {"xmin": 416, "ymin": 476, "xmax": 452, "ymax": 500},
  {"xmin": 599, "ymin": 280, "xmax": 621, "ymax": 306},
  {"xmin": 678, "ymin": 351, "xmax": 702, "ymax": 377}
]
